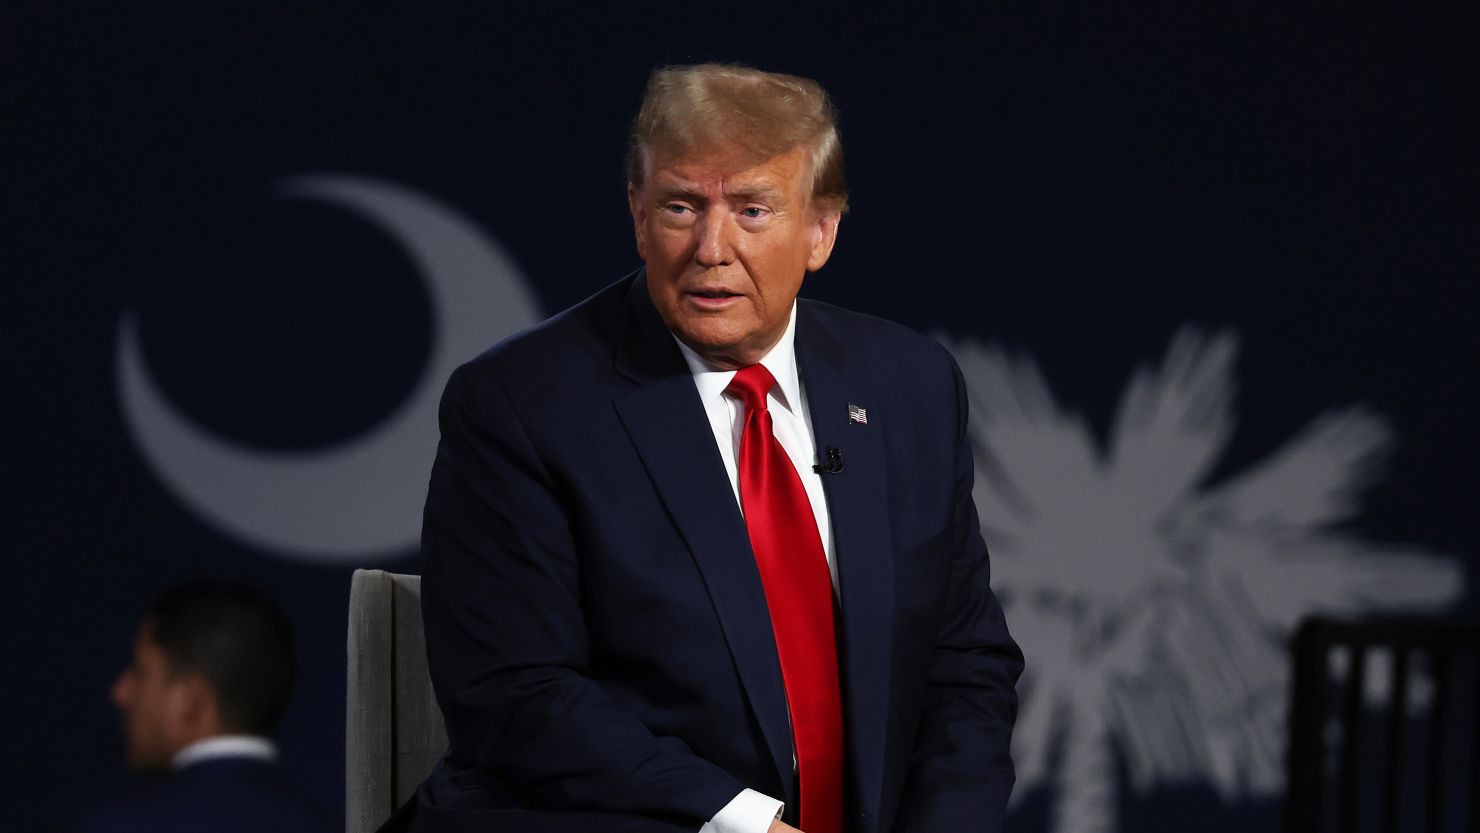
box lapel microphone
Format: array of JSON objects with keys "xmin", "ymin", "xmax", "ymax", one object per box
[{"xmin": 813, "ymin": 446, "xmax": 845, "ymax": 475}]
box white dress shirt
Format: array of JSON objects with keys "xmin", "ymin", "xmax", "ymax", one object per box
[
  {"xmin": 675, "ymin": 303, "xmax": 836, "ymax": 833},
  {"xmin": 171, "ymin": 734, "xmax": 278, "ymax": 771},
  {"xmin": 673, "ymin": 303, "xmax": 838, "ymax": 589}
]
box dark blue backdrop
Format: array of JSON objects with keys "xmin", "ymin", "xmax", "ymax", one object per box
[{"xmin": 7, "ymin": 5, "xmax": 1477, "ymax": 832}]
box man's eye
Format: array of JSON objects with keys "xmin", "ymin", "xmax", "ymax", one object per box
[
  {"xmin": 740, "ymin": 207, "xmax": 766, "ymax": 218},
  {"xmin": 663, "ymin": 203, "xmax": 691, "ymax": 214}
]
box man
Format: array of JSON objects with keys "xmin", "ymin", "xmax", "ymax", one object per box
[
  {"xmin": 407, "ymin": 64, "xmax": 1022, "ymax": 833},
  {"xmin": 82, "ymin": 581, "xmax": 333, "ymax": 833}
]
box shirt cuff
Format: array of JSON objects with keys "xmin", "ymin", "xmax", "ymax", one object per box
[{"xmin": 699, "ymin": 788, "xmax": 784, "ymax": 833}]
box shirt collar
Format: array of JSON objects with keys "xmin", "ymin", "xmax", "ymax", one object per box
[
  {"xmin": 673, "ymin": 303, "xmax": 802, "ymax": 415},
  {"xmin": 171, "ymin": 735, "xmax": 278, "ymax": 771}
]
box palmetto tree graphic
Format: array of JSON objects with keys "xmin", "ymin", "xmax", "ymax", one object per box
[{"xmin": 945, "ymin": 329, "xmax": 1463, "ymax": 833}]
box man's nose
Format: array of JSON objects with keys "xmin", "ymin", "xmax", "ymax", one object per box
[{"xmin": 693, "ymin": 208, "xmax": 735, "ymax": 267}]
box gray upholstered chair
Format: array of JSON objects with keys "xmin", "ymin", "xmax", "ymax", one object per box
[{"xmin": 347, "ymin": 569, "xmax": 448, "ymax": 833}]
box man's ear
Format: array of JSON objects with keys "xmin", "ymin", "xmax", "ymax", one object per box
[
  {"xmin": 805, "ymin": 209, "xmax": 841, "ymax": 272},
  {"xmin": 627, "ymin": 183, "xmax": 649, "ymax": 262},
  {"xmin": 172, "ymin": 671, "xmax": 220, "ymax": 733}
]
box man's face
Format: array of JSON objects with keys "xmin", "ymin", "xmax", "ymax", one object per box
[
  {"xmin": 110, "ymin": 625, "xmax": 191, "ymax": 772},
  {"xmin": 629, "ymin": 142, "xmax": 840, "ymax": 369}
]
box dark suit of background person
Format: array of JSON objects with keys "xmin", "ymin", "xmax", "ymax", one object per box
[
  {"xmin": 80, "ymin": 581, "xmax": 334, "ymax": 833},
  {"xmin": 80, "ymin": 755, "xmax": 332, "ymax": 833},
  {"xmin": 401, "ymin": 65, "xmax": 1023, "ymax": 833}
]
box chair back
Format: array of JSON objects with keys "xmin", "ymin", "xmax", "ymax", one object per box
[
  {"xmin": 1286, "ymin": 616, "xmax": 1479, "ymax": 833},
  {"xmin": 347, "ymin": 569, "xmax": 448, "ymax": 833}
]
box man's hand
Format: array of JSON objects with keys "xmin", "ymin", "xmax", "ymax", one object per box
[{"xmin": 768, "ymin": 820, "xmax": 802, "ymax": 833}]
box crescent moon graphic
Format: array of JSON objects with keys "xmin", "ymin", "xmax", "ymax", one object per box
[{"xmin": 116, "ymin": 176, "xmax": 542, "ymax": 563}]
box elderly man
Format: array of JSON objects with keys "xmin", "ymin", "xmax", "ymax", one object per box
[{"xmin": 403, "ymin": 64, "xmax": 1022, "ymax": 833}]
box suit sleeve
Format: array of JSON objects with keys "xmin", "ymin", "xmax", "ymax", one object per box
[
  {"xmin": 420, "ymin": 364, "xmax": 745, "ymax": 826},
  {"xmin": 893, "ymin": 355, "xmax": 1025, "ymax": 833}
]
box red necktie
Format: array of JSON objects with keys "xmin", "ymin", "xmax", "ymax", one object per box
[{"xmin": 726, "ymin": 364, "xmax": 843, "ymax": 833}]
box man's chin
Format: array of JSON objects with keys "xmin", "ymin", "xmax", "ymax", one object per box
[
  {"xmin": 674, "ymin": 314, "xmax": 788, "ymax": 361},
  {"xmin": 675, "ymin": 334, "xmax": 760, "ymax": 370}
]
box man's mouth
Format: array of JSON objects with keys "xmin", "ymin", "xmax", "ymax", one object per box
[{"xmin": 686, "ymin": 289, "xmax": 743, "ymax": 307}]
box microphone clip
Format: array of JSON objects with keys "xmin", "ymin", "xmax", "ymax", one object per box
[{"xmin": 813, "ymin": 446, "xmax": 845, "ymax": 475}]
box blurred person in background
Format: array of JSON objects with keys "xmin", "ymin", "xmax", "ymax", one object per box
[{"xmin": 80, "ymin": 580, "xmax": 334, "ymax": 833}]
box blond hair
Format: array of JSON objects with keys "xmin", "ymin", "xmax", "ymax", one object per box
[{"xmin": 627, "ymin": 63, "xmax": 849, "ymax": 214}]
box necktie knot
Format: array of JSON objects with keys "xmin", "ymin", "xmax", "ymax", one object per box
[{"xmin": 726, "ymin": 364, "xmax": 777, "ymax": 412}]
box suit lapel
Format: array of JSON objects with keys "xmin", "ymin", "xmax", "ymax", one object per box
[
  {"xmin": 795, "ymin": 302, "xmax": 895, "ymax": 828},
  {"xmin": 610, "ymin": 277, "xmax": 795, "ymax": 805}
]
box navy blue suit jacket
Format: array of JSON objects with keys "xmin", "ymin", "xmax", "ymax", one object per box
[
  {"xmin": 405, "ymin": 272, "xmax": 1022, "ymax": 833},
  {"xmin": 80, "ymin": 758, "xmax": 335, "ymax": 833}
]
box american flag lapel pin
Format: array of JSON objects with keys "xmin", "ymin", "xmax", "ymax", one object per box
[{"xmin": 847, "ymin": 403, "xmax": 868, "ymax": 425}]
